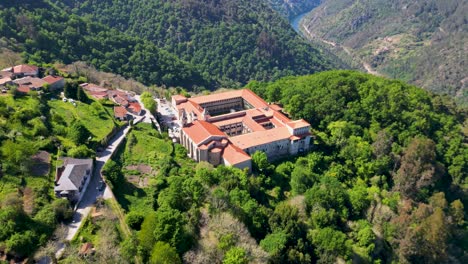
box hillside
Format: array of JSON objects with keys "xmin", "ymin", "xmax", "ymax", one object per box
[
  {"xmin": 267, "ymin": 0, "xmax": 322, "ymax": 19},
  {"xmin": 299, "ymin": 0, "xmax": 467, "ymax": 105},
  {"xmin": 0, "ymin": 0, "xmax": 211, "ymax": 89},
  {"xmin": 52, "ymin": 0, "xmax": 340, "ymax": 87},
  {"xmin": 72, "ymin": 70, "xmax": 466, "ymax": 263}
]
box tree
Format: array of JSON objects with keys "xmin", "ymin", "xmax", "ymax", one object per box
[
  {"xmin": 6, "ymin": 231, "xmax": 36, "ymax": 258},
  {"xmin": 260, "ymin": 231, "xmax": 288, "ymax": 256},
  {"xmin": 450, "ymin": 200, "xmax": 464, "ymax": 226},
  {"xmin": 67, "ymin": 121, "xmax": 91, "ymax": 145},
  {"xmin": 223, "ymin": 247, "xmax": 248, "ymax": 264},
  {"xmin": 64, "ymin": 81, "xmax": 78, "ymax": 99},
  {"xmin": 0, "ymin": 139, "xmax": 37, "ymax": 173},
  {"xmin": 67, "ymin": 145, "xmax": 94, "ymax": 158},
  {"xmin": 308, "ymin": 228, "xmax": 350, "ymax": 261},
  {"xmin": 251, "ymin": 151, "xmax": 270, "ymax": 173},
  {"xmin": 138, "ymin": 211, "xmax": 158, "ymax": 252},
  {"xmin": 150, "ymin": 241, "xmax": 181, "ymax": 264},
  {"xmin": 393, "ymin": 137, "xmax": 439, "ymax": 200},
  {"xmin": 126, "ymin": 211, "xmax": 145, "ymax": 230},
  {"xmin": 152, "ymin": 207, "xmax": 189, "ymax": 253}
]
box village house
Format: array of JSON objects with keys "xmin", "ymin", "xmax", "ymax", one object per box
[
  {"xmin": 13, "ymin": 76, "xmax": 47, "ymax": 92},
  {"xmin": 172, "ymin": 89, "xmax": 312, "ymax": 171},
  {"xmin": 54, "ymin": 158, "xmax": 93, "ymax": 206},
  {"xmin": 81, "ymin": 83, "xmax": 143, "ymax": 117},
  {"xmin": 127, "ymin": 101, "xmax": 142, "ymax": 115},
  {"xmin": 1, "ymin": 64, "xmax": 39, "ymax": 78},
  {"xmin": 114, "ymin": 106, "xmax": 129, "ymax": 121},
  {"xmin": 42, "ymin": 75, "xmax": 65, "ymax": 90}
]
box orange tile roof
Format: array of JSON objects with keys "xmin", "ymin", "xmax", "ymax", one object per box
[
  {"xmin": 230, "ymin": 127, "xmax": 292, "ymax": 149},
  {"xmin": 17, "ymin": 85, "xmax": 31, "ymax": 93},
  {"xmin": 0, "ymin": 77, "xmax": 12, "ymax": 85},
  {"xmin": 242, "ymin": 116, "xmax": 266, "ymax": 132},
  {"xmin": 286, "ymin": 119, "xmax": 310, "ymax": 129},
  {"xmin": 222, "ymin": 144, "xmax": 251, "ymax": 165},
  {"xmin": 128, "ymin": 102, "xmax": 142, "ymax": 114},
  {"xmin": 172, "ymin": 94, "xmax": 188, "ymax": 104},
  {"xmin": 13, "ymin": 64, "xmax": 38, "ymax": 74},
  {"xmin": 0, "ymin": 70, "xmax": 13, "ymax": 78},
  {"xmin": 114, "ymin": 106, "xmax": 127, "ymax": 118},
  {"xmin": 88, "ymin": 91, "xmax": 108, "ymax": 99},
  {"xmin": 13, "ymin": 77, "xmax": 46, "ymax": 89},
  {"xmin": 188, "ymin": 89, "xmax": 268, "ymax": 109},
  {"xmin": 42, "ymin": 75, "xmax": 64, "ymax": 84},
  {"xmin": 190, "ymin": 90, "xmax": 244, "ymax": 105},
  {"xmin": 80, "ymin": 83, "xmax": 108, "ymax": 93},
  {"xmin": 270, "ymin": 104, "xmax": 283, "ymax": 111},
  {"xmin": 241, "ymin": 89, "xmax": 269, "ymax": 108},
  {"xmin": 182, "ymin": 120, "xmax": 226, "ymax": 145}
]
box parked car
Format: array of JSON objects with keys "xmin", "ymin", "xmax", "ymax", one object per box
[{"xmin": 97, "ymin": 181, "xmax": 106, "ymax": 191}]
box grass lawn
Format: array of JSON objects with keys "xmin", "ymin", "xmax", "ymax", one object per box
[
  {"xmin": 48, "ymin": 99, "xmax": 117, "ymax": 143},
  {"xmin": 123, "ymin": 123, "xmax": 173, "ymax": 167}
]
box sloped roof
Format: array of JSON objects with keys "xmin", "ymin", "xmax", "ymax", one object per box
[
  {"xmin": 182, "ymin": 120, "xmax": 226, "ymax": 145},
  {"xmin": 114, "ymin": 106, "xmax": 127, "ymax": 118},
  {"xmin": 13, "ymin": 64, "xmax": 38, "ymax": 74},
  {"xmin": 230, "ymin": 127, "xmax": 292, "ymax": 149},
  {"xmin": 127, "ymin": 102, "xmax": 142, "ymax": 114},
  {"xmin": 42, "ymin": 75, "xmax": 64, "ymax": 84},
  {"xmin": 222, "ymin": 143, "xmax": 251, "ymax": 165},
  {"xmin": 55, "ymin": 159, "xmax": 92, "ymax": 192},
  {"xmin": 13, "ymin": 76, "xmax": 46, "ymax": 89},
  {"xmin": 17, "ymin": 85, "xmax": 31, "ymax": 93},
  {"xmin": 0, "ymin": 77, "xmax": 12, "ymax": 85},
  {"xmin": 286, "ymin": 119, "xmax": 310, "ymax": 129}
]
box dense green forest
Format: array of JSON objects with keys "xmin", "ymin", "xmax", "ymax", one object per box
[
  {"xmin": 299, "ymin": 0, "xmax": 467, "ymax": 106},
  {"xmin": 51, "ymin": 0, "xmax": 341, "ymax": 88},
  {"xmin": 0, "ymin": 0, "xmax": 210, "ymax": 89},
  {"xmin": 61, "ymin": 71, "xmax": 467, "ymax": 263}
]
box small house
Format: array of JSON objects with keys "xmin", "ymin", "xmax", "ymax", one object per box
[
  {"xmin": 42, "ymin": 75, "xmax": 65, "ymax": 91},
  {"xmin": 114, "ymin": 106, "xmax": 128, "ymax": 121},
  {"xmin": 55, "ymin": 158, "xmax": 93, "ymax": 206}
]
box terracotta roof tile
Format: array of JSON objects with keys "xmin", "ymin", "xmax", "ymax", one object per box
[
  {"xmin": 13, "ymin": 64, "xmax": 38, "ymax": 74},
  {"xmin": 127, "ymin": 102, "xmax": 142, "ymax": 114},
  {"xmin": 230, "ymin": 127, "xmax": 292, "ymax": 149},
  {"xmin": 42, "ymin": 75, "xmax": 64, "ymax": 84},
  {"xmin": 182, "ymin": 120, "xmax": 226, "ymax": 145},
  {"xmin": 13, "ymin": 76, "xmax": 46, "ymax": 89},
  {"xmin": 222, "ymin": 144, "xmax": 251, "ymax": 165},
  {"xmin": 114, "ymin": 106, "xmax": 127, "ymax": 118},
  {"xmin": 286, "ymin": 119, "xmax": 310, "ymax": 129}
]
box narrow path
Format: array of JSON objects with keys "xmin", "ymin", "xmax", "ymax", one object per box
[
  {"xmin": 300, "ymin": 16, "xmax": 382, "ymax": 76},
  {"xmin": 134, "ymin": 94, "xmax": 162, "ymax": 133}
]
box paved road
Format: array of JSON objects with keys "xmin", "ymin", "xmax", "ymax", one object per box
[{"xmin": 51, "ymin": 123, "xmax": 135, "ymax": 260}]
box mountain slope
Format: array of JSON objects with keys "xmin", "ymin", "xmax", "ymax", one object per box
[
  {"xmin": 300, "ymin": 0, "xmax": 467, "ymax": 105},
  {"xmin": 267, "ymin": 0, "xmax": 322, "ymax": 19},
  {"xmin": 0, "ymin": 0, "xmax": 211, "ymax": 89},
  {"xmin": 54, "ymin": 0, "xmax": 340, "ymax": 87}
]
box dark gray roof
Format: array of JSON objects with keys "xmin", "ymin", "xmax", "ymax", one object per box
[{"xmin": 55, "ymin": 159, "xmax": 92, "ymax": 192}]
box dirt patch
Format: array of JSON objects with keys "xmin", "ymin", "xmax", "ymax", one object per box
[
  {"xmin": 126, "ymin": 175, "xmax": 140, "ymax": 185},
  {"xmin": 31, "ymin": 151, "xmax": 50, "ymax": 176},
  {"xmin": 126, "ymin": 164, "xmax": 152, "ymax": 175},
  {"xmin": 139, "ymin": 177, "xmax": 149, "ymax": 188}
]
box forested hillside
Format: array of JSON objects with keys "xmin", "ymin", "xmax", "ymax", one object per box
[
  {"xmin": 0, "ymin": 0, "xmax": 211, "ymax": 90},
  {"xmin": 267, "ymin": 0, "xmax": 322, "ymax": 19},
  {"xmin": 52, "ymin": 0, "xmax": 340, "ymax": 88},
  {"xmin": 66, "ymin": 71, "xmax": 468, "ymax": 263},
  {"xmin": 299, "ymin": 0, "xmax": 467, "ymax": 106}
]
